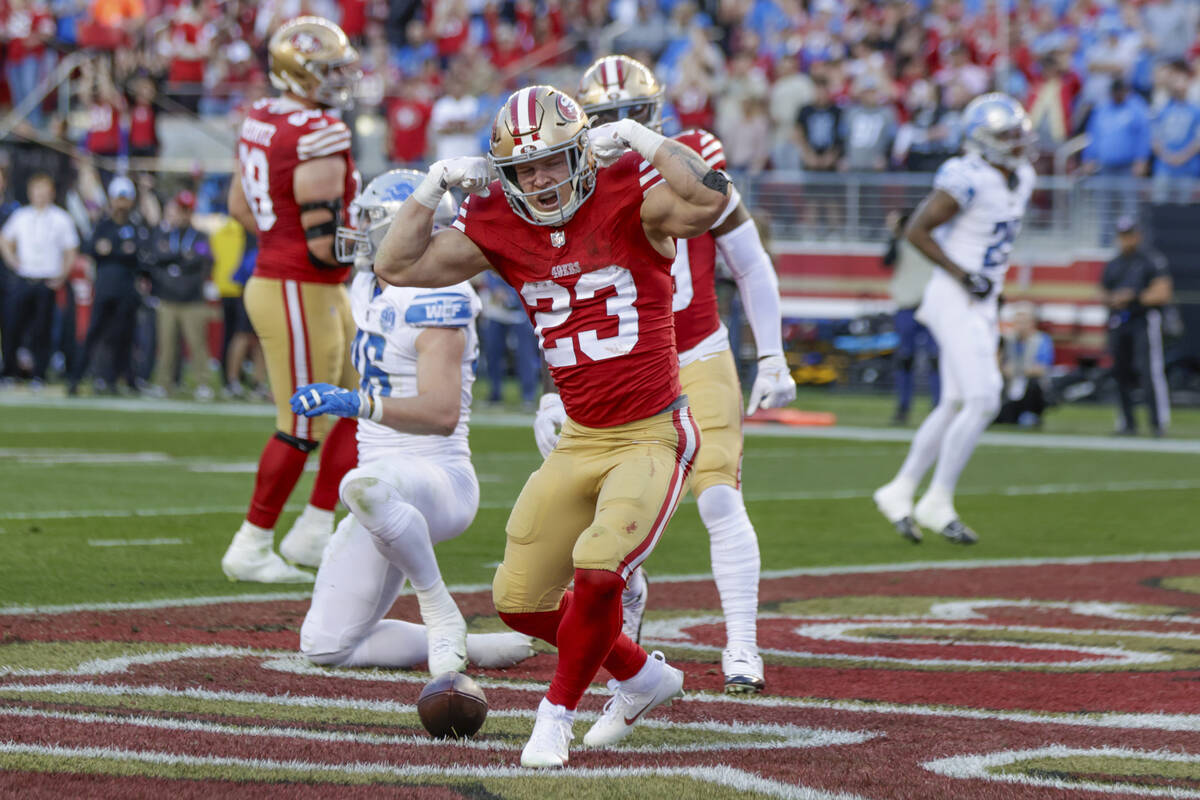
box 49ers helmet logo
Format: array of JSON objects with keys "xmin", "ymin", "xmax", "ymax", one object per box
[
  {"xmin": 289, "ymin": 31, "xmax": 323, "ymax": 54},
  {"xmin": 556, "ymin": 94, "xmax": 580, "ymax": 123}
]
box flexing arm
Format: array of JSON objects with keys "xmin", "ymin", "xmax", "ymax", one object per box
[
  {"xmin": 227, "ymin": 172, "xmax": 257, "ymax": 232},
  {"xmin": 374, "ymin": 159, "xmax": 492, "ymax": 288},
  {"xmin": 294, "ymin": 155, "xmax": 347, "ymax": 268},
  {"xmin": 290, "ymin": 326, "xmax": 467, "ymax": 436}
]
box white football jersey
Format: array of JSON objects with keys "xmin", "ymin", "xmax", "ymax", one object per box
[
  {"xmin": 931, "ymin": 152, "xmax": 1035, "ymax": 293},
  {"xmin": 348, "ymin": 271, "xmax": 481, "ymax": 463}
]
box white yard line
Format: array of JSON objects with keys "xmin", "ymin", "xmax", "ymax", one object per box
[
  {"xmin": 2, "ymin": 551, "xmax": 1197, "ymax": 616},
  {"xmin": 87, "ymin": 538, "xmax": 188, "ymax": 548},
  {"xmin": 0, "ymin": 742, "xmax": 869, "ymax": 800}
]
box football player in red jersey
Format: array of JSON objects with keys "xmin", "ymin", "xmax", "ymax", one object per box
[
  {"xmin": 221, "ymin": 17, "xmax": 363, "ymax": 583},
  {"xmin": 536, "ymin": 55, "xmax": 794, "ymax": 694},
  {"xmin": 373, "ymin": 85, "xmax": 729, "ymax": 767}
]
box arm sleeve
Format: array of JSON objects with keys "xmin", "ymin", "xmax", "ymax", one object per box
[{"xmin": 715, "ymin": 217, "xmax": 784, "ymax": 358}]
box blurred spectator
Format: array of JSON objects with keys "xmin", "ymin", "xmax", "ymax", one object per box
[
  {"xmin": 4, "ymin": 0, "xmax": 57, "ymax": 127},
  {"xmin": 82, "ymin": 71, "xmax": 124, "ymax": 165},
  {"xmin": 1084, "ymin": 77, "xmax": 1151, "ymax": 175},
  {"xmin": 1142, "ymin": 0, "xmax": 1192, "ymax": 63},
  {"xmin": 127, "ymin": 76, "xmax": 159, "ymax": 160},
  {"xmin": 840, "ymin": 76, "xmax": 897, "ymax": 172},
  {"xmin": 612, "ymin": 2, "xmax": 668, "ymax": 59},
  {"xmin": 1102, "ymin": 217, "xmax": 1172, "ymax": 436},
  {"xmin": 723, "ymin": 94, "xmax": 771, "ymax": 176},
  {"xmin": 385, "ymin": 77, "xmax": 434, "ymax": 167},
  {"xmin": 892, "ymin": 80, "xmax": 957, "ymax": 172},
  {"xmin": 767, "ymin": 53, "xmax": 813, "ymax": 170},
  {"xmin": 881, "ymin": 209, "xmax": 939, "ymax": 425},
  {"xmin": 145, "ymin": 191, "xmax": 214, "ymax": 399},
  {"xmin": 429, "ymin": 69, "xmax": 481, "ymax": 160},
  {"xmin": 1026, "ymin": 50, "xmax": 1083, "ymax": 158},
  {"xmin": 478, "ymin": 270, "xmax": 538, "ymax": 408},
  {"xmin": 81, "ymin": 0, "xmax": 143, "ymax": 49},
  {"xmin": 165, "ymin": 0, "xmax": 210, "ymax": 113},
  {"xmin": 67, "ymin": 176, "xmax": 150, "ymax": 395},
  {"xmin": 671, "ymin": 40, "xmax": 719, "ymax": 132},
  {"xmin": 715, "ymin": 50, "xmax": 769, "ymax": 148},
  {"xmin": 0, "ymin": 168, "xmax": 18, "ymax": 370},
  {"xmin": 796, "ymin": 77, "xmax": 842, "ymax": 172},
  {"xmin": 1151, "ymin": 59, "xmax": 1200, "ymax": 202},
  {"xmin": 208, "ymin": 216, "xmax": 264, "ymax": 398},
  {"xmin": 1081, "ymin": 15, "xmax": 1142, "ymax": 110},
  {"xmin": 996, "ymin": 302, "xmax": 1054, "ymax": 428},
  {"xmin": 935, "ymin": 44, "xmax": 990, "ymax": 97},
  {"xmin": 0, "ymin": 172, "xmax": 79, "ymax": 385}
]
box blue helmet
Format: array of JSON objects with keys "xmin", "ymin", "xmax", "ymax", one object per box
[
  {"xmin": 961, "ymin": 93, "xmax": 1035, "ymax": 170},
  {"xmin": 335, "ymin": 169, "xmax": 457, "ymax": 270}
]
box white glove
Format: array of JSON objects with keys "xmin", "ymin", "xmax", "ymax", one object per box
[
  {"xmin": 589, "ymin": 119, "xmax": 666, "ymax": 167},
  {"xmin": 413, "ymin": 157, "xmax": 491, "ymax": 208},
  {"xmin": 532, "ymin": 392, "xmax": 566, "ymax": 458},
  {"xmin": 747, "ymin": 354, "xmax": 796, "ymax": 413}
]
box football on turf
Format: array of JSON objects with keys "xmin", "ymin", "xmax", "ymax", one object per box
[{"xmin": 417, "ymin": 672, "xmax": 488, "ymax": 739}]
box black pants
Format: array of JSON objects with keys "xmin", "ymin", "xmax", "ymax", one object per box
[
  {"xmin": 69, "ymin": 282, "xmax": 140, "ymax": 388},
  {"xmin": 2, "ymin": 277, "xmax": 58, "ymax": 380},
  {"xmin": 1109, "ymin": 311, "xmax": 1170, "ymax": 433},
  {"xmin": 996, "ymin": 379, "xmax": 1047, "ymax": 424}
]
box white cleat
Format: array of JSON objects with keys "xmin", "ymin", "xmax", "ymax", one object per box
[
  {"xmin": 426, "ymin": 618, "xmax": 469, "ymax": 676},
  {"xmin": 873, "ymin": 481, "xmax": 922, "ymax": 543},
  {"xmin": 279, "ymin": 506, "xmax": 335, "ymax": 568},
  {"xmin": 221, "ymin": 525, "xmax": 314, "ymax": 584},
  {"xmin": 914, "ymin": 493, "xmax": 978, "ymax": 545},
  {"xmin": 582, "ymin": 651, "xmax": 683, "ymax": 747},
  {"xmin": 621, "ymin": 566, "xmax": 648, "ymax": 644},
  {"xmin": 722, "ymin": 646, "xmax": 765, "ymax": 695},
  {"xmin": 467, "ymin": 632, "xmax": 536, "ymax": 669},
  {"xmin": 520, "ymin": 697, "xmax": 575, "ymax": 768}
]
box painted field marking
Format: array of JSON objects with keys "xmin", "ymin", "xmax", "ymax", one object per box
[
  {"xmin": 3, "ymin": 551, "xmax": 1198, "ymax": 617},
  {"xmin": 0, "ymin": 703, "xmax": 873, "ymax": 756},
  {"xmin": 0, "ymin": 742, "xmax": 871, "ymax": 800},
  {"xmin": 923, "ymin": 745, "xmax": 1200, "ymax": 799},
  {"xmin": 0, "ymin": 449, "xmax": 173, "ymax": 465},
  {"xmin": 87, "ymin": 538, "xmax": 188, "ymax": 548},
  {"xmin": 7, "ymin": 477, "xmax": 1200, "ymax": 523}
]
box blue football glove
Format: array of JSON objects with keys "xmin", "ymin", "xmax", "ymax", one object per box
[{"xmin": 290, "ymin": 383, "xmax": 363, "ymax": 418}]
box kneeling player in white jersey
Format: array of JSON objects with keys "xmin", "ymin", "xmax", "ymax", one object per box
[
  {"xmin": 292, "ymin": 170, "xmax": 533, "ymax": 674},
  {"xmin": 874, "ymin": 94, "xmax": 1036, "ymax": 545}
]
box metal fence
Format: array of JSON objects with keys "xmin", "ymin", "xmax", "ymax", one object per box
[{"xmin": 739, "ymin": 170, "xmax": 1200, "ymax": 256}]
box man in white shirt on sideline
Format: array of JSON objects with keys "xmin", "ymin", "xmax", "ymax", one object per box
[
  {"xmin": 429, "ymin": 72, "xmax": 481, "ymax": 161},
  {"xmin": 0, "ymin": 172, "xmax": 79, "ymax": 386}
]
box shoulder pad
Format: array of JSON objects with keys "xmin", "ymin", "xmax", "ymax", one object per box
[
  {"xmin": 933, "ymin": 158, "xmax": 976, "ymax": 208},
  {"xmin": 405, "ymin": 291, "xmax": 476, "ymax": 327},
  {"xmin": 675, "ymin": 128, "xmax": 726, "ymax": 170},
  {"xmin": 296, "ymin": 119, "xmax": 351, "ymax": 161}
]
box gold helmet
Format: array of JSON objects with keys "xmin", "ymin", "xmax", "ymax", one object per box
[
  {"xmin": 268, "ymin": 16, "xmax": 361, "ymax": 109},
  {"xmin": 577, "ymin": 55, "xmax": 664, "ymax": 131},
  {"xmin": 488, "ymin": 85, "xmax": 596, "ymax": 227}
]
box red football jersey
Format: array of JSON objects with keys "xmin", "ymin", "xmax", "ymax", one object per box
[
  {"xmin": 236, "ymin": 97, "xmax": 358, "ymax": 285},
  {"xmin": 453, "ymin": 151, "xmax": 679, "ymax": 427},
  {"xmin": 671, "ymin": 128, "xmax": 727, "ymax": 353}
]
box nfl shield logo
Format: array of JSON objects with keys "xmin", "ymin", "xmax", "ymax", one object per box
[{"xmin": 550, "ymin": 230, "xmax": 566, "ymax": 248}]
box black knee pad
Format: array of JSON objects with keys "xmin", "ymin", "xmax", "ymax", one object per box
[{"xmin": 274, "ymin": 430, "xmax": 319, "ymax": 453}]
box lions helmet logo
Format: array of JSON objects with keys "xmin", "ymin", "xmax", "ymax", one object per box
[{"xmin": 289, "ymin": 32, "xmax": 323, "ymax": 55}]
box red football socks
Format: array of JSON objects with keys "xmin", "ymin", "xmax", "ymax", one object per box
[
  {"xmin": 246, "ymin": 434, "xmax": 310, "ymax": 529},
  {"xmin": 499, "ymin": 569, "xmax": 648, "ymax": 710},
  {"xmin": 310, "ymin": 417, "xmax": 358, "ymax": 511}
]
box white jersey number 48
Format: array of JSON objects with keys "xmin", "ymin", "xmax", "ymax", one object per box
[{"xmin": 521, "ymin": 265, "xmax": 639, "ymax": 368}]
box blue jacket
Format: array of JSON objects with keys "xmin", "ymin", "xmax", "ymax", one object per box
[
  {"xmin": 1084, "ymin": 95, "xmax": 1151, "ymax": 168},
  {"xmin": 1152, "ymin": 98, "xmax": 1200, "ymax": 177}
]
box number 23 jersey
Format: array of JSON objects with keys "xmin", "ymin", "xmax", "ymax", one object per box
[
  {"xmin": 237, "ymin": 97, "xmax": 358, "ymax": 284},
  {"xmin": 348, "ymin": 271, "xmax": 481, "ymax": 461},
  {"xmin": 931, "ymin": 152, "xmax": 1035, "ymax": 295},
  {"xmin": 453, "ymin": 151, "xmax": 679, "ymax": 428}
]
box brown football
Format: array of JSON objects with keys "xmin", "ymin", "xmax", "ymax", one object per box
[{"xmin": 417, "ymin": 672, "xmax": 488, "ymax": 739}]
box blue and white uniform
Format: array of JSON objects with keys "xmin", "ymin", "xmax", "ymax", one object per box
[
  {"xmin": 300, "ymin": 272, "xmax": 484, "ymax": 666},
  {"xmin": 918, "ymin": 153, "xmax": 1035, "ymax": 404}
]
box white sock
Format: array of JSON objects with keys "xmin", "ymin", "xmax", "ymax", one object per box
[
  {"xmin": 697, "ymin": 484, "xmax": 760, "ymax": 651},
  {"xmin": 538, "ymin": 696, "xmax": 575, "ymax": 724},
  {"xmin": 234, "ymin": 520, "xmax": 273, "ymax": 547},
  {"xmin": 296, "ymin": 504, "xmax": 335, "ymax": 529},
  {"xmin": 414, "ymin": 578, "xmax": 464, "ymax": 629},
  {"xmin": 895, "ymin": 400, "xmax": 959, "ymax": 487},
  {"xmin": 622, "ymin": 651, "xmax": 662, "ymax": 692},
  {"xmin": 928, "ymin": 396, "xmax": 997, "ymax": 496}
]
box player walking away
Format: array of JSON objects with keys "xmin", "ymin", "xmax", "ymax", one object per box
[
  {"xmin": 373, "ymin": 85, "xmax": 728, "ymax": 767},
  {"xmin": 222, "ymin": 17, "xmax": 363, "ymax": 583},
  {"xmin": 873, "ymin": 93, "xmax": 1036, "ymax": 546},
  {"xmin": 528, "ymin": 54, "xmax": 794, "ymax": 695},
  {"xmin": 289, "ymin": 170, "xmax": 533, "ymax": 675},
  {"xmin": 1101, "ymin": 216, "xmax": 1173, "ymax": 436}
]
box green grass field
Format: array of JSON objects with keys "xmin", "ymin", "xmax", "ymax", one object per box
[{"xmin": 2, "ymin": 388, "xmax": 1197, "ymax": 609}]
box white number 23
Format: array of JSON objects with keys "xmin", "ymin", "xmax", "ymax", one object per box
[{"xmin": 520, "ymin": 265, "xmax": 639, "ymax": 368}]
